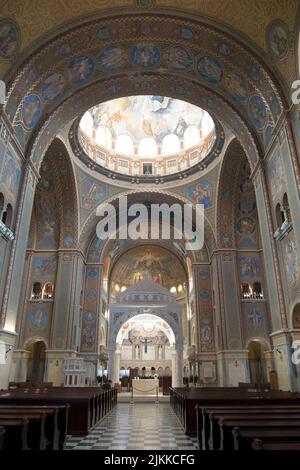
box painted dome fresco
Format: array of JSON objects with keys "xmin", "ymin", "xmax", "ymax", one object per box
[{"xmin": 78, "ymin": 95, "xmax": 216, "ymax": 178}]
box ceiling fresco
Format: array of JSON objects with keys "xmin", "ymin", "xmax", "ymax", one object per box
[
  {"xmin": 109, "ymin": 245, "xmax": 187, "ymax": 292},
  {"xmin": 80, "ymin": 95, "xmax": 214, "ymax": 152}
]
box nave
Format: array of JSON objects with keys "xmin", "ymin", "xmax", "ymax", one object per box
[{"xmin": 66, "ymin": 403, "xmax": 197, "ymax": 451}]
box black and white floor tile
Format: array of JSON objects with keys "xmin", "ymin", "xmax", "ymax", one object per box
[{"xmin": 66, "ymin": 403, "xmax": 198, "ymax": 450}]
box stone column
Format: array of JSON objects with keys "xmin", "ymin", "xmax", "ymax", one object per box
[
  {"xmin": 171, "ymin": 347, "xmax": 177, "ymax": 387},
  {"xmin": 176, "ymin": 345, "xmax": 183, "ymax": 387},
  {"xmin": 107, "ymin": 346, "xmax": 116, "ymax": 382},
  {"xmin": 114, "ymin": 349, "xmax": 121, "ymax": 384}
]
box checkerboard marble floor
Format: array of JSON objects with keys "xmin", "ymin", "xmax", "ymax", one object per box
[{"xmin": 66, "ymin": 403, "xmax": 198, "ymax": 450}]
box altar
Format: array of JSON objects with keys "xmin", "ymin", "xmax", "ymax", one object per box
[{"xmin": 132, "ymin": 378, "xmax": 159, "ymax": 395}]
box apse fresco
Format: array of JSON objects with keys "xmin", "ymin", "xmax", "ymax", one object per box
[{"xmin": 110, "ymin": 246, "xmax": 186, "ymax": 292}]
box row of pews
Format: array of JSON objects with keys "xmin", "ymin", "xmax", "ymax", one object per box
[
  {"xmin": 0, "ymin": 384, "xmax": 117, "ymax": 450},
  {"xmin": 170, "ymin": 386, "xmax": 300, "ymax": 450}
]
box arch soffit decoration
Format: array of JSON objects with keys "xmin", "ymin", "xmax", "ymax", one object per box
[
  {"xmin": 216, "ymin": 137, "xmax": 251, "ymax": 248},
  {"xmin": 39, "ymin": 137, "xmax": 79, "ymax": 248},
  {"xmin": 109, "ymin": 309, "xmax": 182, "ymax": 349},
  {"xmin": 3, "ymin": 12, "xmax": 288, "ymax": 174},
  {"xmin": 79, "ymin": 188, "xmax": 216, "ymax": 258}
]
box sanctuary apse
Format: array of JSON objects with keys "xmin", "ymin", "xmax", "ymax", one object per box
[{"xmin": 0, "ymin": 0, "xmax": 300, "ymax": 413}]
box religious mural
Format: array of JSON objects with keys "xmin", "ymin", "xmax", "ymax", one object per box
[
  {"xmin": 0, "ymin": 147, "xmax": 21, "ymax": 197},
  {"xmin": 196, "ymin": 55, "xmax": 223, "ymax": 84},
  {"xmin": 80, "ymin": 178, "xmax": 108, "ymax": 211},
  {"xmin": 197, "ymin": 267, "xmax": 214, "ymax": 352},
  {"xmin": 33, "ymin": 255, "xmax": 57, "ymax": 277},
  {"xmin": 239, "ymin": 256, "xmax": 261, "ymax": 278},
  {"xmin": 41, "ymin": 72, "xmax": 65, "ymax": 102},
  {"xmin": 242, "ymin": 303, "xmax": 269, "ymax": 343},
  {"xmin": 267, "ymin": 152, "xmax": 285, "ymax": 202},
  {"xmin": 81, "ymin": 266, "xmax": 101, "ymax": 352},
  {"xmin": 283, "ymin": 238, "xmax": 298, "ymax": 289},
  {"xmin": 188, "ymin": 181, "xmax": 213, "ymax": 209},
  {"xmin": 97, "ymin": 45, "xmax": 126, "ymax": 71},
  {"xmin": 266, "ymin": 20, "xmax": 289, "ymax": 60},
  {"xmin": 236, "ymin": 162, "xmax": 258, "ymax": 249},
  {"xmin": 22, "ymin": 94, "xmax": 42, "ymax": 129},
  {"xmin": 35, "ymin": 161, "xmax": 60, "ymax": 249},
  {"xmin": 248, "ymin": 95, "xmax": 267, "ymax": 130},
  {"xmin": 0, "ymin": 18, "xmax": 20, "ymax": 58},
  {"xmin": 27, "ymin": 307, "xmax": 48, "ymax": 331},
  {"xmin": 130, "ymin": 44, "xmax": 160, "ymax": 68},
  {"xmin": 68, "ymin": 55, "xmax": 94, "ymax": 84}
]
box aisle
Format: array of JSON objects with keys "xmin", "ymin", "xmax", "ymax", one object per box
[{"xmin": 66, "ymin": 402, "xmax": 197, "ymax": 450}]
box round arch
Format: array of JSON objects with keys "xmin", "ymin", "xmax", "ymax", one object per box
[
  {"xmin": 3, "ymin": 10, "xmax": 289, "ymax": 179},
  {"xmin": 115, "ymin": 313, "xmax": 176, "ymax": 347}
]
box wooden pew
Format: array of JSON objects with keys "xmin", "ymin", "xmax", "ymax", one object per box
[
  {"xmin": 0, "ymin": 386, "xmax": 117, "ymax": 437},
  {"xmin": 0, "ymin": 405, "xmax": 65, "ymax": 449},
  {"xmin": 0, "ymin": 426, "xmax": 5, "ymax": 450},
  {"xmin": 200, "ymin": 406, "xmax": 300, "ymax": 450},
  {"xmin": 171, "ymin": 387, "xmax": 300, "ymax": 435},
  {"xmin": 219, "ymin": 417, "xmax": 300, "ymax": 450},
  {"xmin": 232, "ymin": 426, "xmax": 300, "ymax": 450},
  {"xmin": 0, "ymin": 417, "xmax": 29, "ymax": 450}
]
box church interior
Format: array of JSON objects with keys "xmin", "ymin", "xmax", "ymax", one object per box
[{"xmin": 0, "ymin": 0, "xmax": 300, "ymax": 452}]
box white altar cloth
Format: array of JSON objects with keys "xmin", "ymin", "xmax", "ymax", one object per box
[{"xmin": 132, "ymin": 378, "xmax": 159, "ymax": 395}]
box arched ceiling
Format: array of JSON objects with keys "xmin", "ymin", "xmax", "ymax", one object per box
[
  {"xmin": 1, "ymin": 9, "xmax": 292, "ymax": 175},
  {"xmin": 0, "ymin": 0, "xmax": 298, "ymax": 85}
]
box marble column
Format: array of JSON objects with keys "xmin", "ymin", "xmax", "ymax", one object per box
[
  {"xmin": 114, "ymin": 349, "xmax": 121, "ymax": 384},
  {"xmin": 107, "ymin": 346, "xmax": 116, "ymax": 382},
  {"xmin": 171, "ymin": 348, "xmax": 177, "ymax": 387}
]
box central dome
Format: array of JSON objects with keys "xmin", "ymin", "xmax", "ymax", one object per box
[{"xmin": 78, "ymin": 95, "xmax": 216, "ymax": 178}]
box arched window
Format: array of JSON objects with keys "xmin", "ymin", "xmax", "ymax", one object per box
[
  {"xmin": 184, "ymin": 126, "xmax": 200, "ymax": 149},
  {"xmin": 31, "ymin": 282, "xmax": 42, "ymax": 299},
  {"xmin": 80, "ymin": 111, "xmax": 94, "ymax": 138},
  {"xmin": 282, "ymin": 193, "xmax": 291, "ymax": 223},
  {"xmin": 253, "ymin": 281, "xmax": 263, "ymax": 299},
  {"xmin": 200, "ymin": 112, "xmax": 215, "ymax": 138},
  {"xmin": 3, "ymin": 204, "xmax": 13, "ymax": 228},
  {"xmin": 115, "ymin": 134, "xmax": 134, "ymax": 156},
  {"xmin": 138, "ymin": 137, "xmax": 157, "ymax": 157},
  {"xmin": 95, "ymin": 126, "xmax": 112, "ymax": 150},
  {"xmin": 241, "ymin": 282, "xmax": 252, "ymax": 298},
  {"xmin": 162, "ymin": 134, "xmax": 180, "ymax": 155},
  {"xmin": 43, "ymin": 282, "xmax": 54, "ymax": 299}
]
